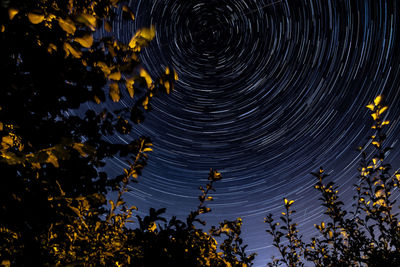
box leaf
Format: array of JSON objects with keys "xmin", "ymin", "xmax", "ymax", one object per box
[
  {"xmin": 75, "ymin": 34, "xmax": 93, "ymax": 48},
  {"xmin": 371, "ymin": 113, "xmax": 378, "ymax": 120},
  {"xmin": 378, "ymin": 106, "xmax": 388, "ymax": 115},
  {"xmin": 109, "ymin": 83, "xmax": 120, "ymax": 102},
  {"xmin": 28, "ymin": 13, "xmax": 45, "ymax": 24},
  {"xmin": 76, "ymin": 14, "xmax": 97, "ymax": 30},
  {"xmin": 125, "ymin": 78, "xmax": 135, "ymax": 98},
  {"xmin": 47, "ymin": 43, "xmax": 57, "ymax": 54},
  {"xmin": 381, "ymin": 120, "xmax": 390, "ymax": 126},
  {"xmin": 284, "ymin": 198, "xmax": 288, "ymax": 205},
  {"xmin": 109, "ymin": 71, "xmax": 121, "ymax": 81},
  {"xmin": 366, "ymin": 103, "xmax": 375, "ymax": 111},
  {"xmin": 95, "ymin": 61, "xmax": 111, "ymax": 76},
  {"xmin": 63, "ymin": 42, "xmax": 82, "ymax": 58},
  {"xmin": 58, "ymin": 17, "xmax": 76, "ymax": 34},
  {"xmin": 46, "ymin": 151, "xmax": 59, "ymax": 167},
  {"xmin": 8, "ymin": 8, "xmax": 19, "ymax": 20},
  {"xmin": 374, "ymin": 95, "xmax": 382, "ymax": 106},
  {"xmin": 122, "ymin": 5, "xmax": 135, "ymax": 21},
  {"xmin": 142, "ymin": 147, "xmax": 152, "ymax": 152},
  {"xmin": 72, "ymin": 143, "xmax": 88, "ymax": 157},
  {"xmin": 104, "ymin": 21, "xmax": 112, "ymax": 32},
  {"xmin": 140, "ymin": 68, "xmax": 152, "ymax": 88}
]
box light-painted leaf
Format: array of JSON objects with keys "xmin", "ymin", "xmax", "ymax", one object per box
[
  {"xmin": 9, "ymin": 8, "xmax": 19, "ymax": 20},
  {"xmin": 109, "ymin": 71, "xmax": 121, "ymax": 81},
  {"xmin": 76, "ymin": 14, "xmax": 97, "ymax": 30},
  {"xmin": 58, "ymin": 17, "xmax": 76, "ymax": 34},
  {"xmin": 140, "ymin": 68, "xmax": 152, "ymax": 88},
  {"xmin": 366, "ymin": 103, "xmax": 375, "ymax": 111},
  {"xmin": 374, "ymin": 95, "xmax": 382, "ymax": 106},
  {"xmin": 63, "ymin": 42, "xmax": 82, "ymax": 58},
  {"xmin": 75, "ymin": 34, "xmax": 93, "ymax": 48},
  {"xmin": 95, "ymin": 61, "xmax": 111, "ymax": 76},
  {"xmin": 109, "ymin": 83, "xmax": 120, "ymax": 102},
  {"xmin": 378, "ymin": 106, "xmax": 388, "ymax": 115},
  {"xmin": 28, "ymin": 13, "xmax": 45, "ymax": 24},
  {"xmin": 104, "ymin": 21, "xmax": 112, "ymax": 32},
  {"xmin": 142, "ymin": 147, "xmax": 152, "ymax": 152},
  {"xmin": 140, "ymin": 26, "xmax": 155, "ymax": 40},
  {"xmin": 125, "ymin": 78, "xmax": 134, "ymax": 98},
  {"xmin": 47, "ymin": 43, "xmax": 57, "ymax": 54}
]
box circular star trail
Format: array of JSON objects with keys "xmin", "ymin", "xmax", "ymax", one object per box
[{"xmin": 110, "ymin": 0, "xmax": 400, "ymax": 265}]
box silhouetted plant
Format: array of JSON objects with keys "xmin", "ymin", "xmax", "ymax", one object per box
[{"xmin": 266, "ymin": 95, "xmax": 400, "ymax": 266}]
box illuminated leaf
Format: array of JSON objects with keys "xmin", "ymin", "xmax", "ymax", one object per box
[
  {"xmin": 63, "ymin": 42, "xmax": 82, "ymax": 58},
  {"xmin": 109, "ymin": 83, "xmax": 120, "ymax": 102},
  {"xmin": 165, "ymin": 66, "xmax": 170, "ymax": 75},
  {"xmin": 372, "ymin": 141, "xmax": 380, "ymax": 148},
  {"xmin": 174, "ymin": 70, "xmax": 179, "ymax": 81},
  {"xmin": 125, "ymin": 78, "xmax": 135, "ymax": 98},
  {"xmin": 366, "ymin": 103, "xmax": 375, "ymax": 111},
  {"xmin": 122, "ymin": 5, "xmax": 135, "ymax": 21},
  {"xmin": 328, "ymin": 231, "xmax": 333, "ymax": 238},
  {"xmin": 164, "ymin": 80, "xmax": 170, "ymax": 94},
  {"xmin": 284, "ymin": 198, "xmax": 288, "ymax": 205},
  {"xmin": 109, "ymin": 71, "xmax": 121, "ymax": 81},
  {"xmin": 95, "ymin": 61, "xmax": 111, "ymax": 76},
  {"xmin": 371, "ymin": 113, "xmax": 378, "ymax": 120},
  {"xmin": 46, "ymin": 151, "xmax": 59, "ymax": 167},
  {"xmin": 72, "ymin": 143, "xmax": 88, "ymax": 157},
  {"xmin": 374, "ymin": 95, "xmax": 382, "ymax": 106},
  {"xmin": 104, "ymin": 21, "xmax": 112, "ymax": 32},
  {"xmin": 74, "ymin": 34, "xmax": 93, "ymax": 48},
  {"xmin": 28, "ymin": 13, "xmax": 45, "ymax": 24},
  {"xmin": 47, "ymin": 43, "xmax": 57, "ymax": 54},
  {"xmin": 381, "ymin": 120, "xmax": 390, "ymax": 126},
  {"xmin": 142, "ymin": 148, "xmax": 153, "ymax": 152},
  {"xmin": 9, "ymin": 8, "xmax": 19, "ymax": 20},
  {"xmin": 76, "ymin": 14, "xmax": 97, "ymax": 30},
  {"xmin": 289, "ymin": 200, "xmax": 294, "ymax": 205},
  {"xmin": 140, "ymin": 68, "xmax": 152, "ymax": 88},
  {"xmin": 141, "ymin": 26, "xmax": 155, "ymax": 40},
  {"xmin": 148, "ymin": 222, "xmax": 157, "ymax": 232},
  {"xmin": 94, "ymin": 95, "xmax": 101, "ymax": 104},
  {"xmin": 58, "ymin": 17, "xmax": 76, "ymax": 34},
  {"xmin": 378, "ymin": 106, "xmax": 388, "ymax": 115}
]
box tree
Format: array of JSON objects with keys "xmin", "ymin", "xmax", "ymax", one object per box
[
  {"xmin": 266, "ymin": 95, "xmax": 400, "ymax": 266},
  {"xmin": 0, "ymin": 1, "xmax": 255, "ymax": 266},
  {"xmin": 0, "ymin": 0, "xmax": 175, "ymax": 265}
]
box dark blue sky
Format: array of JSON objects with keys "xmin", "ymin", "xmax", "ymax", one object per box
[{"xmin": 102, "ymin": 0, "xmax": 400, "ymax": 265}]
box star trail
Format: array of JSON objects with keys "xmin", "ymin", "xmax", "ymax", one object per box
[{"xmin": 103, "ymin": 0, "xmax": 400, "ymax": 265}]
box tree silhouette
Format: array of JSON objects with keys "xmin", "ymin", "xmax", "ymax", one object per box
[
  {"xmin": 0, "ymin": 1, "xmax": 255, "ymax": 266},
  {"xmin": 266, "ymin": 95, "xmax": 400, "ymax": 266}
]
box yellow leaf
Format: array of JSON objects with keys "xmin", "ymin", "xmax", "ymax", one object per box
[
  {"xmin": 46, "ymin": 151, "xmax": 59, "ymax": 167},
  {"xmin": 371, "ymin": 113, "xmax": 378, "ymax": 120},
  {"xmin": 142, "ymin": 96, "xmax": 149, "ymax": 107},
  {"xmin": 148, "ymin": 222, "xmax": 157, "ymax": 232},
  {"xmin": 58, "ymin": 17, "xmax": 76, "ymax": 34},
  {"xmin": 140, "ymin": 68, "xmax": 152, "ymax": 88},
  {"xmin": 104, "ymin": 21, "xmax": 112, "ymax": 32},
  {"xmin": 372, "ymin": 141, "xmax": 380, "ymax": 148},
  {"xmin": 109, "ymin": 71, "xmax": 121, "ymax": 81},
  {"xmin": 164, "ymin": 80, "xmax": 170, "ymax": 94},
  {"xmin": 141, "ymin": 25, "xmax": 155, "ymax": 40},
  {"xmin": 143, "ymin": 147, "xmax": 153, "ymax": 152},
  {"xmin": 47, "ymin": 43, "xmax": 57, "ymax": 54},
  {"xmin": 75, "ymin": 34, "xmax": 93, "ymax": 48},
  {"xmin": 366, "ymin": 103, "xmax": 375, "ymax": 111},
  {"xmin": 72, "ymin": 143, "xmax": 88, "ymax": 157},
  {"xmin": 321, "ymin": 222, "xmax": 325, "ymax": 229},
  {"xmin": 2, "ymin": 136, "xmax": 13, "ymax": 147},
  {"xmin": 281, "ymin": 212, "xmax": 286, "ymax": 215},
  {"xmin": 289, "ymin": 200, "xmax": 295, "ymax": 205},
  {"xmin": 328, "ymin": 231, "xmax": 333, "ymax": 238},
  {"xmin": 9, "ymin": 8, "xmax": 19, "ymax": 20},
  {"xmin": 95, "ymin": 61, "xmax": 111, "ymax": 76},
  {"xmin": 378, "ymin": 106, "xmax": 388, "ymax": 115},
  {"xmin": 174, "ymin": 70, "xmax": 179, "ymax": 81},
  {"xmin": 125, "ymin": 78, "xmax": 135, "ymax": 98},
  {"xmin": 382, "ymin": 120, "xmax": 390, "ymax": 126},
  {"xmin": 94, "ymin": 95, "xmax": 101, "ymax": 104},
  {"xmin": 374, "ymin": 95, "xmax": 382, "ymax": 106},
  {"xmin": 76, "ymin": 14, "xmax": 97, "ymax": 30},
  {"xmin": 109, "ymin": 83, "xmax": 120, "ymax": 102},
  {"xmin": 284, "ymin": 198, "xmax": 288, "ymax": 205},
  {"xmin": 63, "ymin": 42, "xmax": 82, "ymax": 58},
  {"xmin": 165, "ymin": 66, "xmax": 170, "ymax": 75},
  {"xmin": 28, "ymin": 13, "xmax": 45, "ymax": 24}
]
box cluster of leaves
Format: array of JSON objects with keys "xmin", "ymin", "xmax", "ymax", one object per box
[
  {"xmin": 266, "ymin": 95, "xmax": 400, "ymax": 266},
  {"xmin": 0, "ymin": 0, "xmax": 255, "ymax": 266}
]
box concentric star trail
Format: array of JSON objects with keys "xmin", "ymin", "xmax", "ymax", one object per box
[{"xmin": 104, "ymin": 0, "xmax": 400, "ymax": 265}]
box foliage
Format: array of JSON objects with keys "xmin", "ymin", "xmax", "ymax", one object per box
[
  {"xmin": 266, "ymin": 95, "xmax": 400, "ymax": 266},
  {"xmin": 0, "ymin": 0, "xmax": 254, "ymax": 266}
]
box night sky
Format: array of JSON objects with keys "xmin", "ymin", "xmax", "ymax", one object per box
[{"xmin": 101, "ymin": 0, "xmax": 400, "ymax": 265}]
